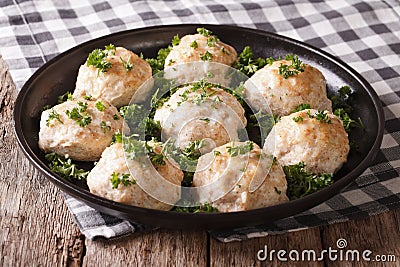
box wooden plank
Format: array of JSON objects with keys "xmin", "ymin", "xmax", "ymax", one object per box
[
  {"xmin": 0, "ymin": 55, "xmax": 84, "ymax": 266},
  {"xmin": 321, "ymin": 210, "xmax": 400, "ymax": 266},
  {"xmin": 209, "ymin": 228, "xmax": 324, "ymax": 267},
  {"xmin": 83, "ymin": 230, "xmax": 208, "ymax": 267}
]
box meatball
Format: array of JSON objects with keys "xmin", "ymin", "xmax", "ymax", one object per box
[
  {"xmin": 163, "ymin": 31, "xmax": 237, "ymax": 84},
  {"xmin": 87, "ymin": 142, "xmax": 183, "ymax": 210},
  {"xmin": 264, "ymin": 109, "xmax": 349, "ymax": 174},
  {"xmin": 74, "ymin": 46, "xmax": 153, "ymax": 107},
  {"xmin": 39, "ymin": 99, "xmax": 123, "ymax": 161},
  {"xmin": 192, "ymin": 142, "xmax": 288, "ymax": 212},
  {"xmin": 153, "ymin": 83, "xmax": 247, "ymax": 152},
  {"xmin": 244, "ymin": 60, "xmax": 332, "ymax": 116}
]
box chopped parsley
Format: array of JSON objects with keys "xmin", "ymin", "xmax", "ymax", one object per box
[
  {"xmin": 200, "ymin": 51, "xmax": 213, "ymax": 61},
  {"xmin": 226, "ymin": 141, "xmax": 254, "ymax": 157},
  {"xmin": 112, "ymin": 131, "xmax": 123, "ymax": 144},
  {"xmin": 95, "ymin": 101, "xmax": 106, "ymax": 111},
  {"xmin": 45, "ymin": 153, "xmax": 89, "ymax": 181},
  {"xmin": 86, "ymin": 44, "xmax": 116, "ymax": 74},
  {"xmin": 278, "ymin": 54, "xmax": 305, "ymax": 79},
  {"xmin": 110, "ymin": 172, "xmax": 136, "ymax": 189},
  {"xmin": 233, "ymin": 46, "xmax": 269, "ymax": 76},
  {"xmin": 190, "ymin": 40, "xmax": 198, "ymax": 49},
  {"xmin": 84, "ymin": 95, "xmax": 92, "ymax": 100},
  {"xmin": 145, "ymin": 46, "xmax": 172, "ymax": 74},
  {"xmin": 207, "ymin": 36, "xmax": 219, "ymax": 47},
  {"xmin": 46, "ymin": 109, "xmax": 63, "ymax": 126},
  {"xmin": 100, "ymin": 121, "xmax": 111, "ymax": 133},
  {"xmin": 293, "ymin": 116, "xmax": 303, "ymax": 122},
  {"xmin": 123, "ymin": 137, "xmax": 166, "ymax": 167},
  {"xmin": 172, "ymin": 35, "xmax": 180, "ymax": 46},
  {"xmin": 120, "ymin": 56, "xmax": 134, "ymax": 72},
  {"xmin": 173, "ymin": 202, "xmax": 218, "ymax": 213},
  {"xmin": 197, "ymin": 27, "xmax": 213, "ymax": 37},
  {"xmin": 293, "ymin": 103, "xmax": 311, "ymax": 113},
  {"xmin": 307, "ymin": 110, "xmax": 332, "ymax": 124},
  {"xmin": 65, "ymin": 102, "xmax": 92, "ymax": 127},
  {"xmin": 334, "ymin": 108, "xmax": 364, "ymax": 132},
  {"xmin": 113, "ymin": 114, "xmax": 120, "ymax": 120},
  {"xmin": 214, "ymin": 150, "xmax": 221, "ymax": 156},
  {"xmin": 57, "ymin": 91, "xmax": 73, "ymax": 104},
  {"xmin": 329, "ymin": 85, "xmax": 364, "ymax": 133},
  {"xmin": 119, "ymin": 104, "xmax": 161, "ymax": 139},
  {"xmin": 283, "ymin": 162, "xmax": 333, "ymax": 200}
]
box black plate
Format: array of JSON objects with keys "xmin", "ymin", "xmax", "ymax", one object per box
[{"xmin": 14, "ymin": 24, "xmax": 384, "ymax": 230}]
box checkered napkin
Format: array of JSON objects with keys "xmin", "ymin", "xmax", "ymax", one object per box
[{"xmin": 1, "ymin": 0, "xmax": 399, "ymax": 242}]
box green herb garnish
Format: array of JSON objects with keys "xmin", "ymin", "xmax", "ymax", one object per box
[
  {"xmin": 293, "ymin": 116, "xmax": 303, "ymax": 122},
  {"xmin": 283, "ymin": 162, "xmax": 333, "ymax": 200},
  {"xmin": 46, "ymin": 109, "xmax": 63, "ymax": 126},
  {"xmin": 95, "ymin": 101, "xmax": 106, "ymax": 111},
  {"xmin": 110, "ymin": 172, "xmax": 136, "ymax": 189},
  {"xmin": 190, "ymin": 40, "xmax": 198, "ymax": 49},
  {"xmin": 172, "ymin": 35, "xmax": 180, "ymax": 46},
  {"xmin": 57, "ymin": 91, "xmax": 73, "ymax": 104},
  {"xmin": 200, "ymin": 51, "xmax": 213, "ymax": 61},
  {"xmin": 100, "ymin": 121, "xmax": 111, "ymax": 133},
  {"xmin": 207, "ymin": 36, "xmax": 219, "ymax": 47},
  {"xmin": 306, "ymin": 110, "xmax": 332, "ymax": 124},
  {"xmin": 173, "ymin": 202, "xmax": 218, "ymax": 213},
  {"xmin": 45, "ymin": 153, "xmax": 88, "ymax": 181},
  {"xmin": 120, "ymin": 56, "xmax": 134, "ymax": 72},
  {"xmin": 233, "ymin": 46, "xmax": 269, "ymax": 76},
  {"xmin": 65, "ymin": 104, "xmax": 92, "ymax": 127},
  {"xmin": 86, "ymin": 44, "xmax": 116, "ymax": 74},
  {"xmin": 226, "ymin": 141, "xmax": 254, "ymax": 157},
  {"xmin": 197, "ymin": 27, "xmax": 212, "ymax": 37},
  {"xmin": 334, "ymin": 108, "xmax": 364, "ymax": 132},
  {"xmin": 278, "ymin": 54, "xmax": 305, "ymax": 79},
  {"xmin": 293, "ymin": 103, "xmax": 311, "ymax": 113}
]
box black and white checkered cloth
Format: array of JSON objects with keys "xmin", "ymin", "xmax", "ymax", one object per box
[{"xmin": 2, "ymin": 0, "xmax": 399, "ymax": 242}]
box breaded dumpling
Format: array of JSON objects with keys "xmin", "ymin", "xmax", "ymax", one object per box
[
  {"xmin": 193, "ymin": 142, "xmax": 288, "ymax": 212},
  {"xmin": 87, "ymin": 142, "xmax": 183, "ymax": 210},
  {"xmin": 244, "ymin": 59, "xmax": 332, "ymax": 116},
  {"xmin": 153, "ymin": 82, "xmax": 247, "ymax": 152},
  {"xmin": 264, "ymin": 109, "xmax": 349, "ymax": 174},
  {"xmin": 39, "ymin": 99, "xmax": 123, "ymax": 161},
  {"xmin": 74, "ymin": 46, "xmax": 153, "ymax": 107}
]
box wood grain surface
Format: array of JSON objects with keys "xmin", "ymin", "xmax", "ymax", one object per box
[{"xmin": 0, "ymin": 55, "xmax": 399, "ymax": 267}]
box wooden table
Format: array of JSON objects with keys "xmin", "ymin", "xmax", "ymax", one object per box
[{"xmin": 0, "ymin": 54, "xmax": 399, "ymax": 266}]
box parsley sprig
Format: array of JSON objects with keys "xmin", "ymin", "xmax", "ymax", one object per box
[
  {"xmin": 46, "ymin": 109, "xmax": 63, "ymax": 126},
  {"xmin": 110, "ymin": 172, "xmax": 136, "ymax": 189},
  {"xmin": 278, "ymin": 54, "xmax": 306, "ymax": 79},
  {"xmin": 120, "ymin": 56, "xmax": 134, "ymax": 72},
  {"xmin": 200, "ymin": 51, "xmax": 213, "ymax": 61},
  {"xmin": 65, "ymin": 102, "xmax": 92, "ymax": 127},
  {"xmin": 307, "ymin": 110, "xmax": 332, "ymax": 124},
  {"xmin": 86, "ymin": 44, "xmax": 116, "ymax": 75},
  {"xmin": 233, "ymin": 46, "xmax": 270, "ymax": 76},
  {"xmin": 283, "ymin": 162, "xmax": 333, "ymax": 200},
  {"xmin": 226, "ymin": 141, "xmax": 254, "ymax": 157},
  {"xmin": 173, "ymin": 202, "xmax": 218, "ymax": 213},
  {"xmin": 329, "ymin": 85, "xmax": 364, "ymax": 133},
  {"xmin": 197, "ymin": 27, "xmax": 213, "ymax": 37},
  {"xmin": 45, "ymin": 153, "xmax": 89, "ymax": 181},
  {"xmin": 293, "ymin": 103, "xmax": 311, "ymax": 113}
]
